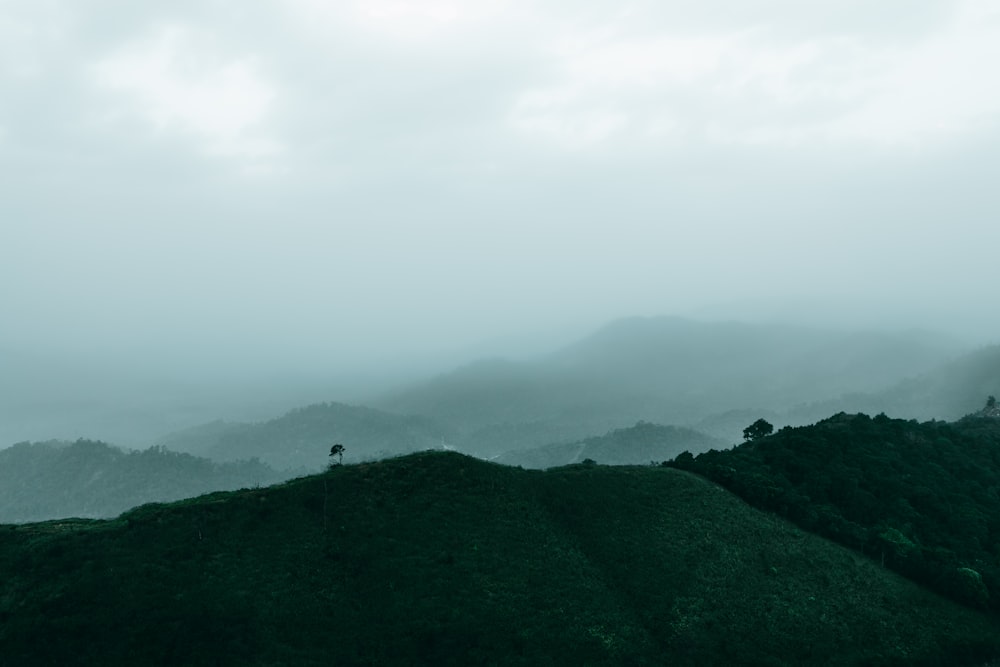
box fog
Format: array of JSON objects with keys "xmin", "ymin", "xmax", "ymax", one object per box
[{"xmin": 3, "ymin": 1, "xmax": 1000, "ymax": 446}]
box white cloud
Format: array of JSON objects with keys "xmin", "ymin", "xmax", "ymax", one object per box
[
  {"xmin": 508, "ymin": 0, "xmax": 1000, "ymax": 151},
  {"xmin": 91, "ymin": 24, "xmax": 282, "ymax": 161},
  {"xmin": 823, "ymin": 0, "xmax": 1000, "ymax": 146},
  {"xmin": 287, "ymin": 0, "xmax": 514, "ymax": 43},
  {"xmin": 0, "ymin": 4, "xmax": 68, "ymax": 80},
  {"xmin": 510, "ymin": 29, "xmax": 823, "ymax": 149}
]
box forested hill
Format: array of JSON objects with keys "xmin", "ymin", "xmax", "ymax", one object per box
[
  {"xmin": 0, "ymin": 439, "xmax": 283, "ymax": 523},
  {"xmin": 2, "ymin": 451, "xmax": 997, "ymax": 665},
  {"xmin": 669, "ymin": 409, "xmax": 1000, "ymax": 610}
]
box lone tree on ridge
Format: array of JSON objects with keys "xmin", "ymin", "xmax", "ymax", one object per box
[{"xmin": 743, "ymin": 418, "xmax": 774, "ymax": 441}]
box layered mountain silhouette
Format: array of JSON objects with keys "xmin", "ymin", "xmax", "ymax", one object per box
[{"xmin": 376, "ymin": 316, "xmax": 962, "ymax": 454}]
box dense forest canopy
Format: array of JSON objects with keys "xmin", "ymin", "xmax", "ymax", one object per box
[{"xmin": 669, "ymin": 409, "xmax": 1000, "ymax": 610}]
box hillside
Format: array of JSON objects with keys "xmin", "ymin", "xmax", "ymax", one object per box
[
  {"xmin": 669, "ymin": 410, "xmax": 1000, "ymax": 610},
  {"xmin": 0, "ymin": 439, "xmax": 282, "ymax": 523},
  {"xmin": 157, "ymin": 402, "xmax": 452, "ymax": 470},
  {"xmin": 375, "ymin": 317, "xmax": 960, "ymax": 456},
  {"xmin": 493, "ymin": 421, "xmax": 725, "ymax": 468},
  {"xmin": 2, "ymin": 451, "xmax": 997, "ymax": 665}
]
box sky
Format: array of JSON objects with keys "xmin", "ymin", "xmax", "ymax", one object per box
[{"xmin": 3, "ymin": 0, "xmax": 1000, "ymax": 383}]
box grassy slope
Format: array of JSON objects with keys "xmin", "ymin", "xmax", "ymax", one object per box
[{"xmin": 2, "ymin": 452, "xmax": 997, "ymax": 666}]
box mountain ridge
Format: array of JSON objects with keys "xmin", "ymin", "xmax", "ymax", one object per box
[{"xmin": 374, "ymin": 316, "xmax": 964, "ymax": 454}]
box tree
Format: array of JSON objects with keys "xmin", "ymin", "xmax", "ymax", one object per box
[
  {"xmin": 329, "ymin": 443, "xmax": 345, "ymax": 465},
  {"xmin": 987, "ymin": 396, "xmax": 997, "ymax": 410},
  {"xmin": 743, "ymin": 419, "xmax": 774, "ymax": 441}
]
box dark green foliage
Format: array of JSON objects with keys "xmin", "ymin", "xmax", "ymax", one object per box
[
  {"xmin": 0, "ymin": 439, "xmax": 282, "ymax": 523},
  {"xmin": 668, "ymin": 412, "xmax": 1000, "ymax": 610},
  {"xmin": 1, "ymin": 451, "xmax": 998, "ymax": 665},
  {"xmin": 743, "ymin": 418, "xmax": 774, "ymax": 441}
]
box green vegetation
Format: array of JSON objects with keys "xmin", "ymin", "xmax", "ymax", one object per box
[
  {"xmin": 0, "ymin": 439, "xmax": 282, "ymax": 523},
  {"xmin": 743, "ymin": 418, "xmax": 774, "ymax": 441},
  {"xmin": 2, "ymin": 451, "xmax": 997, "ymax": 665},
  {"xmin": 669, "ymin": 412, "xmax": 1000, "ymax": 610}
]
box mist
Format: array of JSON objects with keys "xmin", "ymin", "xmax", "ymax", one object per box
[{"xmin": 3, "ymin": 0, "xmax": 1000, "ymax": 448}]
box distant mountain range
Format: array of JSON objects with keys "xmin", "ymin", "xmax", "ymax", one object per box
[
  {"xmin": 695, "ymin": 344, "xmax": 1000, "ymax": 441},
  {"xmin": 152, "ymin": 317, "xmax": 992, "ymax": 467},
  {"xmin": 8, "ymin": 316, "xmax": 995, "ymax": 493},
  {"xmin": 374, "ymin": 316, "xmax": 964, "ymax": 454},
  {"xmin": 0, "ymin": 439, "xmax": 282, "ymax": 523},
  {"xmin": 783, "ymin": 344, "xmax": 1000, "ymax": 424},
  {"xmin": 156, "ymin": 402, "xmax": 451, "ymax": 470}
]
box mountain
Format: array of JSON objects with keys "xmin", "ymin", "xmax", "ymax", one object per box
[
  {"xmin": 784, "ymin": 344, "xmax": 1000, "ymax": 424},
  {"xmin": 156, "ymin": 402, "xmax": 452, "ymax": 470},
  {"xmin": 375, "ymin": 317, "xmax": 961, "ymax": 456},
  {"xmin": 549, "ymin": 317, "xmax": 956, "ymax": 400},
  {"xmin": 1, "ymin": 450, "xmax": 997, "ymax": 665},
  {"xmin": 0, "ymin": 346, "xmax": 326, "ymax": 448},
  {"xmin": 690, "ymin": 345, "xmax": 1000, "ymax": 443},
  {"xmin": 0, "ymin": 439, "xmax": 282, "ymax": 523},
  {"xmin": 669, "ymin": 411, "xmax": 1000, "ymax": 610},
  {"xmin": 493, "ymin": 421, "xmax": 725, "ymax": 468}
]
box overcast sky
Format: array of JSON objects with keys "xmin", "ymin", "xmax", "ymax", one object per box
[{"xmin": 3, "ymin": 0, "xmax": 1000, "ymax": 378}]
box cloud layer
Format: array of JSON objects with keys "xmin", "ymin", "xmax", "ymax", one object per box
[{"xmin": 3, "ymin": 0, "xmax": 999, "ymax": 374}]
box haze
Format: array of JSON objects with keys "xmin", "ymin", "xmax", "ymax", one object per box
[{"xmin": 3, "ymin": 1, "xmax": 999, "ymax": 444}]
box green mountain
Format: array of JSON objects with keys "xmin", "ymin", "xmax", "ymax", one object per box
[
  {"xmin": 669, "ymin": 409, "xmax": 1000, "ymax": 610},
  {"xmin": 0, "ymin": 439, "xmax": 282, "ymax": 523},
  {"xmin": 156, "ymin": 402, "xmax": 452, "ymax": 470},
  {"xmin": 376, "ymin": 317, "xmax": 959, "ymax": 456},
  {"xmin": 493, "ymin": 421, "xmax": 725, "ymax": 468},
  {"xmin": 2, "ymin": 451, "xmax": 997, "ymax": 665}
]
